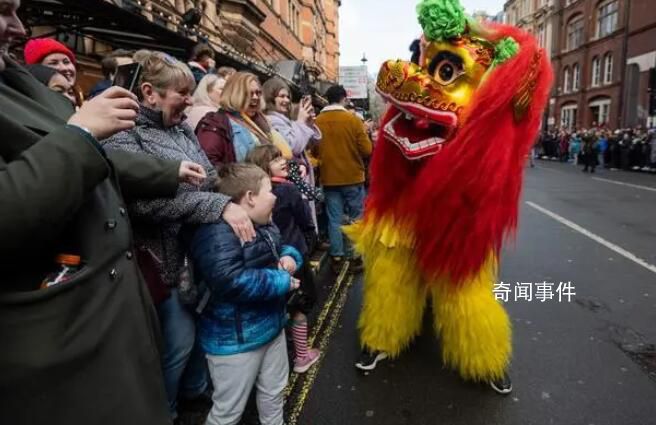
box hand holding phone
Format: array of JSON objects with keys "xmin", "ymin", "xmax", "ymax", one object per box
[
  {"xmin": 67, "ymin": 87, "xmax": 139, "ymax": 140},
  {"xmin": 297, "ymin": 96, "xmax": 314, "ymax": 124},
  {"xmin": 113, "ymin": 63, "xmax": 143, "ymax": 94}
]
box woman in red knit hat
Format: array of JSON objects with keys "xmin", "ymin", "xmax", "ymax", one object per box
[{"xmin": 24, "ymin": 38, "xmax": 77, "ymax": 84}]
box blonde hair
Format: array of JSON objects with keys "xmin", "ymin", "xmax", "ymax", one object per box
[
  {"xmin": 217, "ymin": 66, "xmax": 236, "ymax": 79},
  {"xmin": 215, "ymin": 163, "xmax": 269, "ymax": 202},
  {"xmin": 133, "ymin": 49, "xmax": 152, "ymax": 65},
  {"xmin": 219, "ymin": 71, "xmax": 264, "ymax": 113},
  {"xmin": 193, "ymin": 74, "xmax": 224, "ymax": 108},
  {"xmin": 139, "ymin": 51, "xmax": 196, "ymax": 99}
]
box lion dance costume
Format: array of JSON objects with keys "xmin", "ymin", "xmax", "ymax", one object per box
[{"xmin": 345, "ymin": 0, "xmax": 552, "ymax": 383}]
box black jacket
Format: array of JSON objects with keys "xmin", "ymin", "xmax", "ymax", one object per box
[{"xmin": 272, "ymin": 180, "xmax": 315, "ymax": 256}]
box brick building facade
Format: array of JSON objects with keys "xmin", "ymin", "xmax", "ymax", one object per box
[
  {"xmin": 552, "ymin": 0, "xmax": 626, "ymax": 130},
  {"xmin": 503, "ymin": 0, "xmax": 655, "ymax": 130},
  {"xmin": 23, "ymin": 0, "xmax": 341, "ymax": 96},
  {"xmin": 504, "ymin": 0, "xmax": 558, "ymax": 59},
  {"xmin": 218, "ymin": 0, "xmax": 340, "ymax": 81},
  {"xmin": 624, "ymin": 0, "xmax": 656, "ymax": 127}
]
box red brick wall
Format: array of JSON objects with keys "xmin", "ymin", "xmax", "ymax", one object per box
[{"xmin": 553, "ymin": 0, "xmax": 629, "ymax": 129}]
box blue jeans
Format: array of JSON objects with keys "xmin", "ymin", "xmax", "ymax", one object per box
[
  {"xmin": 324, "ymin": 184, "xmax": 365, "ymax": 257},
  {"xmin": 157, "ymin": 289, "xmax": 209, "ymax": 417}
]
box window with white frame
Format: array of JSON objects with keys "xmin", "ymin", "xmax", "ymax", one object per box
[
  {"xmin": 561, "ymin": 104, "xmax": 578, "ymax": 129},
  {"xmin": 572, "ymin": 63, "xmax": 580, "ymax": 91},
  {"xmin": 537, "ymin": 23, "xmax": 545, "ymax": 48},
  {"xmin": 563, "ymin": 66, "xmax": 571, "ymax": 93},
  {"xmin": 288, "ymin": 1, "xmax": 300, "ymax": 36},
  {"xmin": 567, "ymin": 15, "xmax": 584, "ymax": 50},
  {"xmin": 603, "ymin": 52, "xmax": 613, "ymax": 84},
  {"xmin": 600, "ymin": 102, "xmax": 610, "ymax": 125},
  {"xmin": 589, "ymin": 98, "xmax": 611, "ymax": 125},
  {"xmin": 597, "ymin": 0, "xmax": 618, "ymax": 38},
  {"xmin": 591, "ymin": 56, "xmax": 601, "ymax": 87}
]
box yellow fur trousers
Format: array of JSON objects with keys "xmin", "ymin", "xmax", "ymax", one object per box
[{"xmin": 346, "ymin": 220, "xmax": 512, "ymax": 382}]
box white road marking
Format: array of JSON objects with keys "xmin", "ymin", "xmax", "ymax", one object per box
[
  {"xmin": 591, "ymin": 177, "xmax": 656, "ymax": 193},
  {"xmin": 526, "ymin": 201, "xmax": 656, "ymax": 275}
]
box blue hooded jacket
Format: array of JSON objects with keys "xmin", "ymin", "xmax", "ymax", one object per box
[{"xmin": 190, "ymin": 220, "xmax": 302, "ymax": 355}]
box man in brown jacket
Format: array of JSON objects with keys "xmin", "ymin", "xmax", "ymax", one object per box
[{"xmin": 316, "ymin": 85, "xmax": 372, "ymax": 273}]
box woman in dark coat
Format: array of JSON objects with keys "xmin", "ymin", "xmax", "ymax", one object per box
[{"xmin": 0, "ymin": 14, "xmax": 204, "ymax": 424}]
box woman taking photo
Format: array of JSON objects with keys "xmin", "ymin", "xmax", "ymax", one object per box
[
  {"xmin": 103, "ymin": 51, "xmax": 255, "ymax": 422},
  {"xmin": 263, "ymin": 77, "xmax": 321, "ymax": 200},
  {"xmin": 263, "ymin": 78, "xmax": 320, "ymax": 160}
]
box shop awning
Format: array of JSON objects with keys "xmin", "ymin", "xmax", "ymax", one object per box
[{"xmin": 20, "ymin": 0, "xmax": 195, "ymax": 56}]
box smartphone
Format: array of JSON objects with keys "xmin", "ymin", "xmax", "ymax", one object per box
[
  {"xmin": 301, "ymin": 95, "xmax": 313, "ymax": 109},
  {"xmin": 112, "ymin": 63, "xmax": 142, "ymax": 93}
]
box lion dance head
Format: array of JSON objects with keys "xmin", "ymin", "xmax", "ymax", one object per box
[{"xmin": 367, "ymin": 0, "xmax": 553, "ymax": 285}]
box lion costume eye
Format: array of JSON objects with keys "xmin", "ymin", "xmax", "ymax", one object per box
[
  {"xmin": 434, "ymin": 59, "xmax": 465, "ymax": 85},
  {"xmin": 428, "ymin": 52, "xmax": 465, "ymax": 85}
]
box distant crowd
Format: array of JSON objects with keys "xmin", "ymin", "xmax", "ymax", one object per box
[{"xmin": 535, "ymin": 127, "xmax": 656, "ymax": 174}]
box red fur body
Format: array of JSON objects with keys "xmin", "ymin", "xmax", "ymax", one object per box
[{"xmin": 366, "ymin": 24, "xmax": 553, "ymax": 286}]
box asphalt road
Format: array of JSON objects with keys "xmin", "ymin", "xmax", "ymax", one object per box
[{"xmin": 287, "ymin": 161, "xmax": 656, "ymax": 425}]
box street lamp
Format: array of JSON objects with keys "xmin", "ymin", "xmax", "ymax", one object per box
[{"xmin": 361, "ymin": 53, "xmax": 369, "ymax": 114}]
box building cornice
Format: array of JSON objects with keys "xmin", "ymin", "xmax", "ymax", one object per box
[
  {"xmin": 221, "ymin": 0, "xmax": 267, "ymax": 23},
  {"xmin": 554, "ymin": 29, "xmax": 625, "ymax": 60},
  {"xmin": 260, "ymin": 30, "xmax": 297, "ymax": 60},
  {"xmin": 628, "ymin": 21, "xmax": 656, "ymax": 38},
  {"xmin": 554, "ymin": 81, "xmax": 621, "ymax": 100}
]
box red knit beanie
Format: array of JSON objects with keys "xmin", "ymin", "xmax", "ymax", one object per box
[{"xmin": 24, "ymin": 38, "xmax": 77, "ymax": 66}]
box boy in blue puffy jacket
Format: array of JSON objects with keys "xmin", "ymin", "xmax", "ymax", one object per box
[{"xmin": 189, "ymin": 163, "xmax": 302, "ymax": 425}]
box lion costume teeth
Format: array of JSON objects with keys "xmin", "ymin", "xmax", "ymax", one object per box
[{"xmin": 346, "ymin": 0, "xmax": 553, "ymax": 382}]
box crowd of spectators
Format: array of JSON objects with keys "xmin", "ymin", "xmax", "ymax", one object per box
[
  {"xmin": 535, "ymin": 127, "xmax": 656, "ymax": 174},
  {"xmin": 1, "ymin": 3, "xmax": 372, "ymax": 422}
]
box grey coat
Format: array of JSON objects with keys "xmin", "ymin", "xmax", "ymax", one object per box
[{"xmin": 104, "ymin": 106, "xmax": 230, "ymax": 287}]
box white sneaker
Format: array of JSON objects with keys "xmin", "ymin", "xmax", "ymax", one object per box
[
  {"xmin": 490, "ymin": 373, "xmax": 513, "ymax": 395},
  {"xmin": 355, "ymin": 350, "xmax": 388, "ymax": 371}
]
